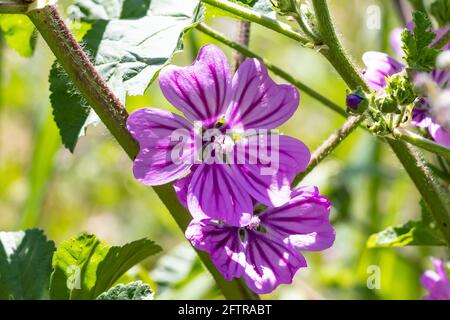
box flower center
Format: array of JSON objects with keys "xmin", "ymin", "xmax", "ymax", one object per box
[
  {"xmin": 246, "ymin": 216, "xmax": 261, "ymax": 231},
  {"xmin": 215, "ymin": 134, "xmax": 235, "ymax": 154}
]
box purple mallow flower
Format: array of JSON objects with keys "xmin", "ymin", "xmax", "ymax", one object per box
[
  {"xmin": 127, "ymin": 44, "xmax": 311, "ymax": 226},
  {"xmin": 421, "ymin": 257, "xmax": 450, "ymax": 300},
  {"xmin": 186, "ymin": 186, "xmax": 335, "ymax": 294},
  {"xmin": 361, "ymin": 25, "xmax": 450, "ymax": 148}
]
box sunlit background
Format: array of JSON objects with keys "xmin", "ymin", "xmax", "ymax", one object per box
[{"xmin": 0, "ymin": 0, "xmax": 446, "ymax": 299}]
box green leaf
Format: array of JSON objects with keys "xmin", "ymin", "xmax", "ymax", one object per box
[
  {"xmin": 96, "ymin": 281, "xmax": 154, "ymax": 300},
  {"xmin": 367, "ymin": 202, "xmax": 445, "ymax": 248},
  {"xmin": 50, "ymin": 0, "xmax": 203, "ymax": 152},
  {"xmin": 0, "ymin": 15, "xmax": 37, "ymax": 57},
  {"xmin": 49, "ymin": 63, "xmax": 98, "ymax": 152},
  {"xmin": 49, "ymin": 234, "xmax": 162, "ymax": 300},
  {"xmin": 401, "ymin": 11, "xmax": 439, "ymax": 71},
  {"xmin": 0, "ymin": 229, "xmax": 56, "ymax": 299}
]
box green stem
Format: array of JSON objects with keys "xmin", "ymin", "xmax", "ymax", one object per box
[
  {"xmin": 27, "ymin": 5, "xmax": 258, "ymax": 300},
  {"xmin": 27, "ymin": 6, "xmax": 138, "ymax": 159},
  {"xmin": 200, "ymin": 0, "xmax": 310, "ymax": 45},
  {"xmin": 311, "ymin": 0, "xmax": 369, "ymax": 91},
  {"xmin": 387, "ymin": 138, "xmax": 450, "ymax": 247},
  {"xmin": 196, "ymin": 23, "xmax": 346, "ymax": 117},
  {"xmin": 0, "ymin": 0, "xmax": 28, "ymax": 13},
  {"xmin": 293, "ymin": 115, "xmax": 365, "ymax": 185},
  {"xmin": 394, "ymin": 128, "xmax": 450, "ymax": 162},
  {"xmin": 290, "ymin": 0, "xmax": 321, "ymax": 44}
]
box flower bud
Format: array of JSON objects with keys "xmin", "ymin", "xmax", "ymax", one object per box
[
  {"xmin": 346, "ymin": 88, "xmax": 368, "ymax": 114},
  {"xmin": 346, "ymin": 94, "xmax": 363, "ymax": 110},
  {"xmin": 377, "ymin": 95, "xmax": 399, "ymax": 113}
]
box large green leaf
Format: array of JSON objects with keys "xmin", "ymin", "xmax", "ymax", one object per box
[
  {"xmin": 0, "ymin": 15, "xmax": 37, "ymax": 57},
  {"xmin": 367, "ymin": 202, "xmax": 445, "ymax": 248},
  {"xmin": 96, "ymin": 281, "xmax": 154, "ymax": 300},
  {"xmin": 49, "ymin": 234, "xmax": 162, "ymax": 300},
  {"xmin": 0, "ymin": 229, "xmax": 56, "ymax": 299},
  {"xmin": 49, "ymin": 0, "xmax": 203, "ymax": 152},
  {"xmin": 367, "ymin": 220, "xmax": 446, "ymax": 248}
]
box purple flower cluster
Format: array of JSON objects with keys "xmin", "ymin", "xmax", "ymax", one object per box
[
  {"xmin": 421, "ymin": 257, "xmax": 450, "ymax": 300},
  {"xmin": 127, "ymin": 45, "xmax": 335, "ymax": 294},
  {"xmin": 362, "ymin": 25, "xmax": 450, "ymax": 148}
]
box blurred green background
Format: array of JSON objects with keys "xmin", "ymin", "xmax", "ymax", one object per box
[{"xmin": 0, "ymin": 0, "xmax": 446, "ymax": 299}]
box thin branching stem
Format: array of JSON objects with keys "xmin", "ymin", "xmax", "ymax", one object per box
[{"xmin": 233, "ymin": 20, "xmax": 251, "ymax": 71}]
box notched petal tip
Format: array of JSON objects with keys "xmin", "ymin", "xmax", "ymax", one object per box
[
  {"xmin": 159, "ymin": 44, "xmax": 232, "ymax": 126},
  {"xmin": 226, "ymin": 58, "xmax": 300, "ymax": 130}
]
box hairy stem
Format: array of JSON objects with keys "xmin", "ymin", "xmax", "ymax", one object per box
[
  {"xmin": 293, "ymin": 115, "xmax": 365, "ymax": 185},
  {"xmin": 27, "ymin": 5, "xmax": 258, "ymax": 300},
  {"xmin": 394, "ymin": 128, "xmax": 450, "ymax": 162},
  {"xmin": 290, "ymin": 0, "xmax": 321, "ymax": 44},
  {"xmin": 388, "ymin": 138, "xmax": 450, "ymax": 247},
  {"xmin": 311, "ymin": 0, "xmax": 369, "ymax": 91},
  {"xmin": 200, "ymin": 0, "xmax": 310, "ymax": 45},
  {"xmin": 233, "ymin": 20, "xmax": 251, "ymax": 71},
  {"xmin": 197, "ymin": 23, "xmax": 345, "ymax": 117}
]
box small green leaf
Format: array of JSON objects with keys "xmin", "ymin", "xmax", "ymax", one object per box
[
  {"xmin": 96, "ymin": 281, "xmax": 154, "ymax": 300},
  {"xmin": 0, "ymin": 229, "xmax": 56, "ymax": 299},
  {"xmin": 401, "ymin": 11, "xmax": 439, "ymax": 71},
  {"xmin": 0, "ymin": 15, "xmax": 37, "ymax": 57},
  {"xmin": 49, "ymin": 62, "xmax": 98, "ymax": 152},
  {"xmin": 367, "ymin": 206, "xmax": 445, "ymax": 248},
  {"xmin": 49, "ymin": 234, "xmax": 162, "ymax": 300}
]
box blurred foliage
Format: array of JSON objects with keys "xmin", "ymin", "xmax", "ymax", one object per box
[{"xmin": 0, "ymin": 0, "xmax": 448, "ymax": 300}]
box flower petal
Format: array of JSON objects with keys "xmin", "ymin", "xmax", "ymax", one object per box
[
  {"xmin": 173, "ymin": 168, "xmax": 197, "ymax": 209},
  {"xmin": 225, "ymin": 58, "xmax": 299, "ymax": 130},
  {"xmin": 421, "ymin": 270, "xmax": 440, "ymax": 290},
  {"xmin": 243, "ymin": 231, "xmax": 307, "ymax": 294},
  {"xmin": 230, "ymin": 135, "xmax": 311, "ymax": 207},
  {"xmin": 186, "ymin": 220, "xmax": 245, "ymax": 281},
  {"xmin": 429, "ymin": 121, "xmax": 450, "ymax": 148},
  {"xmin": 260, "ymin": 186, "xmax": 335, "ymax": 251},
  {"xmin": 187, "ymin": 164, "xmax": 253, "ymax": 226},
  {"xmin": 127, "ymin": 108, "xmax": 194, "ymax": 185},
  {"xmin": 159, "ymin": 44, "xmax": 232, "ymax": 127},
  {"xmin": 362, "ymin": 51, "xmax": 404, "ymax": 91},
  {"xmin": 390, "ymin": 28, "xmax": 404, "ymax": 57}
]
